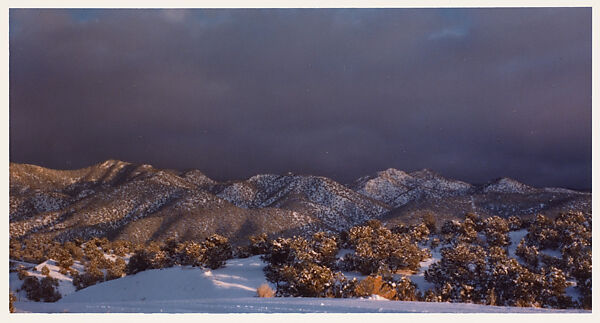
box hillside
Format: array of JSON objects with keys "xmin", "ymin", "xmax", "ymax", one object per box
[{"xmin": 10, "ymin": 160, "xmax": 591, "ymax": 244}]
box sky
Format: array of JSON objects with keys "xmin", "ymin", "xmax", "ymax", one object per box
[{"xmin": 9, "ymin": 8, "xmax": 592, "ymax": 189}]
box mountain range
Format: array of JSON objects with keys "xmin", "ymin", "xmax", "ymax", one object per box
[{"xmin": 10, "ymin": 160, "xmax": 591, "ymax": 244}]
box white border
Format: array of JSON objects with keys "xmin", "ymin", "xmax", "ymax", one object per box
[{"xmin": 1, "ymin": 2, "xmax": 597, "ymax": 322}]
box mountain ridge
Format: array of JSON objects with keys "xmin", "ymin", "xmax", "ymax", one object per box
[{"xmin": 10, "ymin": 160, "xmax": 591, "ymax": 244}]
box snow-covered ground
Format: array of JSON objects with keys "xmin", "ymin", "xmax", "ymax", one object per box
[{"xmin": 11, "ymin": 255, "xmax": 587, "ymax": 313}]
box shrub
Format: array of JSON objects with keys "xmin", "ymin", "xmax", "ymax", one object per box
[
  {"xmin": 324, "ymin": 273, "xmax": 357, "ymax": 298},
  {"xmin": 83, "ymin": 241, "xmax": 105, "ymax": 264},
  {"xmin": 201, "ymin": 234, "xmax": 233, "ymax": 269},
  {"xmin": 408, "ymin": 223, "xmax": 430, "ymax": 243},
  {"xmin": 74, "ymin": 260, "xmax": 105, "ymax": 289},
  {"xmin": 352, "ymin": 275, "xmax": 419, "ymax": 301},
  {"xmin": 62, "ymin": 241, "xmax": 84, "ymax": 261},
  {"xmin": 508, "ymin": 216, "xmax": 522, "ymax": 231},
  {"xmin": 458, "ymin": 218, "xmax": 479, "ymax": 244},
  {"xmin": 262, "ymin": 235, "xmax": 343, "ymax": 297},
  {"xmin": 440, "ymin": 220, "xmax": 462, "ymax": 243},
  {"xmin": 249, "ymin": 233, "xmax": 269, "ymax": 255},
  {"xmin": 354, "ymin": 275, "xmax": 397, "ymax": 300},
  {"xmin": 107, "ymin": 258, "xmax": 127, "ymax": 281},
  {"xmin": 233, "ymin": 245, "xmax": 252, "ymax": 259},
  {"xmin": 342, "ymin": 221, "xmax": 429, "ymax": 275},
  {"xmin": 20, "ymin": 276, "xmax": 61, "ymax": 302},
  {"xmin": 21, "ymin": 239, "xmax": 46, "ymax": 264},
  {"xmin": 126, "ymin": 250, "xmax": 154, "ymax": 275},
  {"xmin": 111, "ymin": 240, "xmax": 132, "ymax": 256},
  {"xmin": 526, "ymin": 214, "xmax": 559, "ymax": 249},
  {"xmin": 17, "ymin": 269, "xmax": 29, "ymax": 280},
  {"xmin": 393, "ymin": 276, "xmax": 420, "ymax": 301},
  {"xmin": 175, "ymin": 241, "xmax": 204, "ymax": 266},
  {"xmin": 256, "ymin": 284, "xmax": 275, "ymax": 297},
  {"xmin": 275, "ymin": 262, "xmax": 336, "ymax": 297},
  {"xmin": 51, "ymin": 247, "xmax": 74, "ymax": 269},
  {"xmin": 516, "ymin": 239, "xmax": 539, "ymax": 269},
  {"xmin": 539, "ymin": 267, "xmax": 573, "ymax": 309},
  {"xmin": 9, "ymin": 240, "xmax": 22, "ymax": 261},
  {"xmin": 426, "ymin": 240, "xmax": 574, "ymax": 308},
  {"xmin": 40, "ymin": 266, "xmax": 50, "ymax": 276},
  {"xmin": 9, "ymin": 292, "xmax": 16, "ymax": 312},
  {"xmin": 425, "ymin": 243, "xmax": 487, "ymax": 303},
  {"xmin": 422, "ymin": 212, "xmax": 438, "ymax": 233},
  {"xmin": 311, "ymin": 232, "xmax": 338, "ymax": 268},
  {"xmin": 465, "ymin": 213, "xmax": 484, "ymax": 232},
  {"xmin": 423, "ymin": 289, "xmax": 441, "ymax": 302},
  {"xmin": 483, "ymin": 216, "xmax": 510, "ymax": 247}
]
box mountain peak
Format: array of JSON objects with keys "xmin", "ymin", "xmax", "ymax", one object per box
[
  {"xmin": 96, "ymin": 159, "xmax": 131, "ymax": 168},
  {"xmin": 482, "ymin": 177, "xmax": 537, "ymax": 194},
  {"xmin": 378, "ymin": 168, "xmax": 410, "ymax": 178}
]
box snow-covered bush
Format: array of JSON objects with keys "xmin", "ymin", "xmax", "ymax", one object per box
[
  {"xmin": 125, "ymin": 234, "xmax": 232, "ymax": 274},
  {"xmin": 458, "ymin": 217, "xmax": 479, "ymax": 244},
  {"xmin": 409, "ymin": 223, "xmax": 430, "ymax": 242},
  {"xmin": 262, "ymin": 233, "xmax": 343, "ymax": 297},
  {"xmin": 341, "ymin": 220, "xmax": 429, "ymax": 275},
  {"xmin": 275, "ymin": 262, "xmax": 336, "ymax": 297},
  {"xmin": 324, "ymin": 273, "xmax": 358, "ymax": 298},
  {"xmin": 539, "ymin": 267, "xmax": 573, "ymax": 309},
  {"xmin": 425, "ymin": 243, "xmax": 488, "ymax": 303},
  {"xmin": 20, "ymin": 276, "xmax": 61, "ymax": 302},
  {"xmin": 483, "ymin": 216, "xmax": 510, "ymax": 247},
  {"xmin": 311, "ymin": 232, "xmax": 338, "ymax": 268},
  {"xmin": 106, "ymin": 258, "xmax": 127, "ymax": 281},
  {"xmin": 201, "ymin": 234, "xmax": 233, "ymax": 270},
  {"xmin": 74, "ymin": 260, "xmax": 105, "ymax": 289},
  {"xmin": 440, "ymin": 220, "xmax": 462, "ymax": 243},
  {"xmin": 249, "ymin": 233, "xmax": 269, "ymax": 256},
  {"xmin": 525, "ymin": 214, "xmax": 559, "ymax": 249},
  {"xmin": 515, "ymin": 212, "xmax": 591, "ymax": 309},
  {"xmin": 175, "ymin": 241, "xmax": 204, "ymax": 266},
  {"xmin": 110, "ymin": 240, "xmax": 132, "ymax": 256},
  {"xmin": 426, "ymin": 240, "xmax": 575, "ymax": 308},
  {"xmin": 465, "ymin": 213, "xmax": 484, "ymax": 232},
  {"xmin": 63, "ymin": 241, "xmax": 84, "ymax": 261},
  {"xmin": 515, "ymin": 239, "xmax": 539, "ymax": 269},
  {"xmin": 507, "ymin": 216, "xmax": 522, "ymax": 231},
  {"xmin": 48, "ymin": 246, "xmax": 74, "ymax": 270}
]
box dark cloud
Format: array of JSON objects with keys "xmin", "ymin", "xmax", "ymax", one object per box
[{"xmin": 9, "ymin": 8, "xmax": 591, "ymax": 189}]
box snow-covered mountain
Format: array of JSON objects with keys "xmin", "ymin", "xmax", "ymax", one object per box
[
  {"xmin": 215, "ymin": 174, "xmax": 390, "ymax": 231},
  {"xmin": 352, "ymin": 168, "xmax": 472, "ymax": 208},
  {"xmin": 351, "ymin": 168, "xmax": 590, "ymax": 225},
  {"xmin": 10, "ymin": 160, "xmax": 591, "ymax": 244},
  {"xmin": 481, "ymin": 177, "xmax": 538, "ymax": 194}
]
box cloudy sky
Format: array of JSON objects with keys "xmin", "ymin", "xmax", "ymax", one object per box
[{"xmin": 9, "ymin": 8, "xmax": 592, "ymax": 189}]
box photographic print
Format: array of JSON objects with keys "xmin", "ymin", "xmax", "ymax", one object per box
[{"xmin": 8, "ymin": 6, "xmax": 592, "ymax": 314}]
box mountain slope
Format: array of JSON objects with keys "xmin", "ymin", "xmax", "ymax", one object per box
[
  {"xmin": 352, "ymin": 169, "xmax": 590, "ymax": 225},
  {"xmin": 10, "ymin": 160, "xmax": 591, "ymax": 244},
  {"xmin": 352, "ymin": 168, "xmax": 472, "ymax": 208},
  {"xmin": 10, "ymin": 161, "xmax": 315, "ymax": 244},
  {"xmin": 215, "ymin": 174, "xmax": 390, "ymax": 231}
]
